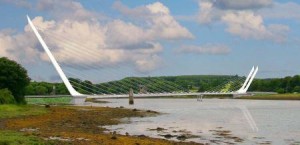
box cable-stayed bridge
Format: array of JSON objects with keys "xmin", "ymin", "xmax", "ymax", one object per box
[{"xmin": 27, "ymin": 16, "xmax": 258, "ymax": 104}]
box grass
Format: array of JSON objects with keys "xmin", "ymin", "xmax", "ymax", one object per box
[
  {"xmin": 239, "ymin": 93, "xmax": 300, "ymax": 100},
  {"xmin": 25, "ymin": 97, "xmax": 72, "ymax": 105},
  {"xmin": 0, "ymin": 130, "xmax": 62, "ymax": 145},
  {"xmin": 0, "ymin": 105, "xmax": 48, "ymax": 119},
  {"xmin": 0, "ymin": 130, "xmax": 45, "ymax": 145}
]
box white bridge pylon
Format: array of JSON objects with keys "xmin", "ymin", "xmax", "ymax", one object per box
[{"xmin": 27, "ymin": 15, "xmax": 258, "ymax": 100}]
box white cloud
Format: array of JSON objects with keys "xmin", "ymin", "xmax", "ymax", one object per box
[
  {"xmin": 1, "ymin": 1, "xmax": 193, "ymax": 73},
  {"xmin": 36, "ymin": 0, "xmax": 96, "ymax": 21},
  {"xmin": 197, "ymin": 1, "xmax": 214, "ymax": 24},
  {"xmin": 222, "ymin": 11, "xmax": 289, "ymax": 42},
  {"xmin": 196, "ymin": 0, "xmax": 289, "ymax": 42},
  {"xmin": 133, "ymin": 54, "xmax": 164, "ymax": 72},
  {"xmin": 176, "ymin": 44, "xmax": 230, "ymax": 55},
  {"xmin": 114, "ymin": 2, "xmax": 194, "ymax": 39},
  {"xmin": 26, "ymin": 17, "xmax": 164, "ymax": 73},
  {"xmin": 0, "ymin": 29, "xmax": 39, "ymax": 63}
]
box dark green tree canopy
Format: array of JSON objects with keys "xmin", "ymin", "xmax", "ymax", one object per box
[{"xmin": 0, "ymin": 57, "xmax": 30, "ymax": 103}]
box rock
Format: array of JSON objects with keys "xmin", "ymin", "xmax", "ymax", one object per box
[
  {"xmin": 111, "ymin": 136, "xmax": 117, "ymax": 140},
  {"xmin": 148, "ymin": 127, "xmax": 166, "ymax": 131},
  {"xmin": 162, "ymin": 134, "xmax": 174, "ymax": 139},
  {"xmin": 146, "ymin": 110, "xmax": 158, "ymax": 113},
  {"xmin": 138, "ymin": 135, "xmax": 146, "ymax": 138},
  {"xmin": 45, "ymin": 104, "xmax": 50, "ymax": 108},
  {"xmin": 125, "ymin": 132, "xmax": 129, "ymax": 136},
  {"xmin": 156, "ymin": 127, "xmax": 165, "ymax": 131},
  {"xmin": 177, "ymin": 135, "xmax": 187, "ymax": 141}
]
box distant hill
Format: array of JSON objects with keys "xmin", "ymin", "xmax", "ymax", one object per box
[
  {"xmin": 25, "ymin": 75, "xmax": 300, "ymax": 95},
  {"xmin": 25, "ymin": 75, "xmax": 243, "ymax": 95}
]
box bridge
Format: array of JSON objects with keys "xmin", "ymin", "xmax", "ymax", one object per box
[{"xmin": 27, "ymin": 16, "xmax": 258, "ymax": 104}]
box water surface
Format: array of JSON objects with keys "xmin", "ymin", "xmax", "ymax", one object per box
[{"xmin": 90, "ymin": 99, "xmax": 300, "ymax": 144}]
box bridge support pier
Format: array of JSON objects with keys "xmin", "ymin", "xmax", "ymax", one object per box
[
  {"xmin": 197, "ymin": 95, "xmax": 203, "ymax": 102},
  {"xmin": 70, "ymin": 96, "xmax": 87, "ymax": 105},
  {"xmin": 129, "ymin": 88, "xmax": 134, "ymax": 105}
]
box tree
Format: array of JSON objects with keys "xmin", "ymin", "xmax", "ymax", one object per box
[
  {"xmin": 276, "ymin": 88, "xmax": 285, "ymax": 94},
  {"xmin": 0, "ymin": 57, "xmax": 30, "ymax": 103},
  {"xmin": 25, "ymin": 85, "xmax": 35, "ymax": 95},
  {"xmin": 35, "ymin": 86, "xmax": 48, "ymax": 95},
  {"xmin": 56, "ymin": 83, "xmax": 69, "ymax": 95},
  {"xmin": 293, "ymin": 86, "xmax": 300, "ymax": 93}
]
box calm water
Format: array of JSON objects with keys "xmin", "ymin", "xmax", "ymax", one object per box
[{"xmin": 90, "ymin": 99, "xmax": 300, "ymax": 145}]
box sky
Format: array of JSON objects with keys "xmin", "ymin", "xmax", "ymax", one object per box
[{"xmin": 1, "ymin": 0, "xmax": 300, "ymax": 83}]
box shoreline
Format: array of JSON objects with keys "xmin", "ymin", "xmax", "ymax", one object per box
[
  {"xmin": 237, "ymin": 93, "xmax": 300, "ymax": 100},
  {"xmin": 0, "ymin": 104, "xmax": 202, "ymax": 145}
]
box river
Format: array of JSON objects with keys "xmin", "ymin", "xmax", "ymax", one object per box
[{"xmin": 90, "ymin": 99, "xmax": 300, "ymax": 145}]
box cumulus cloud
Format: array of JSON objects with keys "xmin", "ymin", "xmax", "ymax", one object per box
[
  {"xmin": 176, "ymin": 44, "xmax": 230, "ymax": 55},
  {"xmin": 196, "ymin": 0, "xmax": 288, "ymax": 42},
  {"xmin": 0, "ymin": 0, "xmax": 192, "ymax": 73},
  {"xmin": 36, "ymin": 0, "xmax": 98, "ymax": 21},
  {"xmin": 1, "ymin": 1, "xmax": 193, "ymax": 73},
  {"xmin": 197, "ymin": 1, "xmax": 215, "ymax": 24},
  {"xmin": 0, "ymin": 29, "xmax": 39, "ymax": 63},
  {"xmin": 222, "ymin": 11, "xmax": 289, "ymax": 42},
  {"xmin": 114, "ymin": 1, "xmax": 194, "ymax": 39},
  {"xmin": 27, "ymin": 16, "xmax": 165, "ymax": 73}
]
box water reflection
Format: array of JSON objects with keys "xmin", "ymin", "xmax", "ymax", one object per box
[{"xmin": 90, "ymin": 99, "xmax": 300, "ymax": 144}]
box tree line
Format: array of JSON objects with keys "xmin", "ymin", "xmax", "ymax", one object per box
[
  {"xmin": 25, "ymin": 75, "xmax": 243, "ymax": 95},
  {"xmin": 24, "ymin": 75, "xmax": 300, "ymax": 95},
  {"xmin": 249, "ymin": 75, "xmax": 300, "ymax": 93}
]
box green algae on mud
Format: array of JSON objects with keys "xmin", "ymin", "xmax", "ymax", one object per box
[
  {"xmin": 0, "ymin": 130, "xmax": 63, "ymax": 145},
  {"xmin": 0, "ymin": 105, "xmax": 48, "ymax": 119},
  {"xmin": 1, "ymin": 105, "xmax": 202, "ymax": 145}
]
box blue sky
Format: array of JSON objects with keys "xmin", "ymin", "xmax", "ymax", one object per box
[{"xmin": 1, "ymin": 0, "xmax": 300, "ymax": 82}]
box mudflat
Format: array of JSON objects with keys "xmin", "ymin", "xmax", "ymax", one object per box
[{"xmin": 1, "ymin": 105, "xmax": 201, "ymax": 145}]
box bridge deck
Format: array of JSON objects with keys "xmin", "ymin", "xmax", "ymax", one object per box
[{"xmin": 85, "ymin": 92, "xmax": 245, "ymax": 99}]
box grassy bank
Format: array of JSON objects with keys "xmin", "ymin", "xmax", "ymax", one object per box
[
  {"xmin": 0, "ymin": 105, "xmax": 48, "ymax": 119},
  {"xmin": 238, "ymin": 93, "xmax": 300, "ymax": 100},
  {"xmin": 25, "ymin": 97, "xmax": 72, "ymax": 105},
  {"xmin": 0, "ymin": 105, "xmax": 200, "ymax": 145},
  {"xmin": 0, "ymin": 130, "xmax": 61, "ymax": 145}
]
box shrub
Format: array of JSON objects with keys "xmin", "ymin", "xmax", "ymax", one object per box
[
  {"xmin": 0, "ymin": 89, "xmax": 16, "ymax": 104},
  {"xmin": 0, "ymin": 57, "xmax": 30, "ymax": 104},
  {"xmin": 276, "ymin": 88, "xmax": 285, "ymax": 94}
]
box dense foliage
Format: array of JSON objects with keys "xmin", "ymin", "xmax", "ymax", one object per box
[
  {"xmin": 25, "ymin": 82, "xmax": 69, "ymax": 95},
  {"xmin": 25, "ymin": 75, "xmax": 300, "ymax": 95},
  {"xmin": 0, "ymin": 89, "xmax": 15, "ymax": 104},
  {"xmin": 249, "ymin": 75, "xmax": 300, "ymax": 93},
  {"xmin": 26, "ymin": 75, "xmax": 242, "ymax": 95},
  {"xmin": 0, "ymin": 57, "xmax": 30, "ymax": 103}
]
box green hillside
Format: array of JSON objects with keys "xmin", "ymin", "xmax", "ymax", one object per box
[{"xmin": 25, "ymin": 75, "xmax": 243, "ymax": 95}]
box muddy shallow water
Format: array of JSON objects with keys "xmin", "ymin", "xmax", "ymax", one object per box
[{"xmin": 89, "ymin": 99, "xmax": 300, "ymax": 145}]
